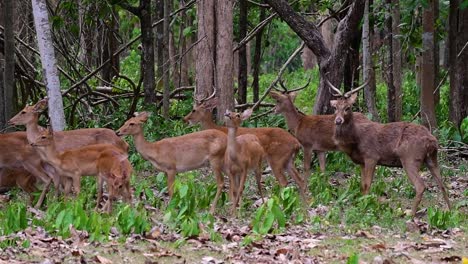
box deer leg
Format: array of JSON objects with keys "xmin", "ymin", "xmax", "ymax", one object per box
[
  {"xmin": 166, "ymin": 170, "xmax": 176, "ymax": 198},
  {"xmin": 268, "ymin": 156, "xmax": 288, "ymax": 187},
  {"xmin": 95, "ymin": 174, "xmax": 104, "ymax": 211},
  {"xmin": 254, "ymin": 165, "xmax": 265, "ymax": 203},
  {"xmin": 401, "ymin": 160, "xmax": 426, "ymax": 216},
  {"xmin": 124, "ymin": 180, "xmax": 132, "ymax": 205},
  {"xmin": 425, "ymin": 154, "xmax": 451, "ymax": 210},
  {"xmin": 234, "ymin": 170, "xmax": 248, "ymax": 208},
  {"xmin": 361, "ymin": 159, "xmax": 377, "ymax": 194},
  {"xmin": 303, "ymin": 147, "xmax": 313, "ymax": 178},
  {"xmin": 317, "ymin": 151, "xmax": 326, "ymax": 173},
  {"xmin": 209, "ymin": 162, "xmax": 224, "ymax": 214},
  {"xmin": 284, "ymin": 154, "xmax": 306, "ymax": 195}
]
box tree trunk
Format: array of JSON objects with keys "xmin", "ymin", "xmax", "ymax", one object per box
[
  {"xmin": 362, "ymin": 0, "xmax": 380, "ymax": 121},
  {"xmin": 215, "ymin": 0, "xmax": 235, "ymax": 120},
  {"xmin": 140, "ymin": 0, "xmax": 155, "ymax": 104},
  {"xmin": 265, "ymin": 0, "xmax": 365, "ymax": 114},
  {"xmin": 195, "ymin": 0, "xmax": 216, "ymax": 99},
  {"xmin": 162, "ymin": 0, "xmax": 171, "ymax": 118},
  {"xmin": 421, "ymin": 0, "xmax": 437, "ymax": 130},
  {"xmin": 31, "ymin": 0, "xmax": 65, "ymax": 131},
  {"xmin": 251, "ymin": 5, "xmax": 266, "ymax": 103},
  {"xmin": 434, "ymin": 0, "xmax": 440, "ymax": 104},
  {"xmin": 237, "ymin": 0, "xmax": 248, "ymax": 105},
  {"xmin": 385, "ymin": 0, "xmax": 396, "ymax": 122},
  {"xmin": 392, "ymin": 0, "xmax": 402, "ymax": 121},
  {"xmin": 2, "ymin": 0, "xmax": 15, "ymax": 129},
  {"xmin": 449, "ymin": 0, "xmax": 468, "ymax": 129},
  {"xmin": 101, "ymin": 7, "xmax": 120, "ymax": 84}
]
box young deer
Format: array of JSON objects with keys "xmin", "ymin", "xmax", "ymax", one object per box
[
  {"xmin": 224, "ymin": 109, "xmax": 266, "ymax": 212},
  {"xmin": 9, "ymin": 98, "xmax": 129, "ymax": 206},
  {"xmin": 0, "ymin": 132, "xmax": 53, "ymax": 206},
  {"xmin": 183, "ymin": 95, "xmax": 306, "ymax": 194},
  {"xmin": 116, "ymin": 112, "xmax": 227, "ymax": 213},
  {"xmin": 96, "ymin": 150, "xmax": 133, "ymax": 213},
  {"xmin": 0, "ymin": 168, "xmax": 37, "ymax": 202},
  {"xmin": 327, "ymin": 84, "xmax": 451, "ymax": 216},
  {"xmin": 30, "ymin": 129, "xmax": 131, "ymax": 212}
]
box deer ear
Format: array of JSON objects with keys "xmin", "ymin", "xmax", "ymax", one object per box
[
  {"xmin": 33, "ymin": 98, "xmax": 48, "ymax": 112},
  {"xmin": 269, "ymin": 91, "xmax": 282, "ymax": 101},
  {"xmin": 348, "ymin": 93, "xmax": 358, "ymax": 105},
  {"xmin": 288, "ymin": 92, "xmax": 298, "ymax": 102},
  {"xmin": 138, "ymin": 111, "xmax": 151, "ymax": 122},
  {"xmin": 330, "ymin": 100, "xmax": 338, "ymax": 108},
  {"xmin": 202, "ymin": 97, "xmax": 219, "ymax": 111},
  {"xmin": 241, "ymin": 108, "xmax": 253, "ymax": 120}
]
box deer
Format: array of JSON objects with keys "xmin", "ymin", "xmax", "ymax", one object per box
[
  {"xmin": 0, "ymin": 132, "xmax": 55, "ymax": 207},
  {"xmin": 96, "ymin": 149, "xmax": 133, "ymax": 213},
  {"xmin": 269, "ymin": 80, "xmax": 370, "ymax": 177},
  {"xmin": 183, "ymin": 92, "xmax": 306, "ymax": 195},
  {"xmin": 116, "ymin": 112, "xmax": 227, "ymax": 213},
  {"xmin": 0, "ymin": 168, "xmax": 37, "ymax": 202},
  {"xmin": 30, "ymin": 128, "xmax": 132, "ymax": 212},
  {"xmin": 8, "ymin": 98, "xmax": 129, "ymax": 207},
  {"xmin": 223, "ymin": 109, "xmax": 266, "ymax": 212},
  {"xmin": 326, "ymin": 80, "xmax": 451, "ymax": 216}
]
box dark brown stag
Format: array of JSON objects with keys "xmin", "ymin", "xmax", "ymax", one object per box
[{"xmin": 327, "ymin": 81, "xmax": 451, "ymax": 216}]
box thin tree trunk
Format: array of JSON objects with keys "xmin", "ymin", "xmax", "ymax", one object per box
[
  {"xmin": 392, "ymin": 0, "xmax": 402, "ymax": 121},
  {"xmin": 2, "ymin": 0, "xmax": 15, "ymax": 129},
  {"xmin": 385, "ymin": 0, "xmax": 396, "ymax": 122},
  {"xmin": 195, "ymin": 0, "xmax": 215, "ymax": 99},
  {"xmin": 215, "ymin": 0, "xmax": 235, "ymax": 120},
  {"xmin": 140, "ymin": 0, "xmax": 155, "ymax": 103},
  {"xmin": 362, "ymin": 0, "xmax": 380, "ymax": 121},
  {"xmin": 252, "ymin": 5, "xmax": 266, "ymax": 103},
  {"xmin": 101, "ymin": 7, "xmax": 120, "ymax": 84},
  {"xmin": 434, "ymin": 0, "xmax": 440, "ymax": 104},
  {"xmin": 421, "ymin": 0, "xmax": 437, "ymax": 130},
  {"xmin": 237, "ymin": 0, "xmax": 248, "ymax": 105},
  {"xmin": 162, "ymin": 0, "xmax": 171, "ymax": 118},
  {"xmin": 449, "ymin": 0, "xmax": 468, "ymax": 129},
  {"xmin": 31, "ymin": 0, "xmax": 65, "ymax": 131}
]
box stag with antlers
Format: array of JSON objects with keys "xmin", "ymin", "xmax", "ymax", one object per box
[{"xmin": 326, "ymin": 80, "xmax": 451, "ymax": 216}]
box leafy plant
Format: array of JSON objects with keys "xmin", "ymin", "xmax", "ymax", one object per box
[{"xmin": 427, "ymin": 207, "xmax": 461, "ymax": 229}]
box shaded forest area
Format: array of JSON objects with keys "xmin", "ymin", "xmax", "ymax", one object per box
[{"xmin": 0, "ymin": 0, "xmax": 467, "ymax": 263}]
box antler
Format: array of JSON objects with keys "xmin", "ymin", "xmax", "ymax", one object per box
[
  {"xmin": 194, "ymin": 89, "xmax": 217, "ymax": 104},
  {"xmin": 343, "ymin": 79, "xmax": 369, "ymax": 98},
  {"xmin": 325, "ymin": 78, "xmax": 343, "ymax": 97},
  {"xmin": 275, "ymin": 74, "xmax": 312, "ymax": 93}
]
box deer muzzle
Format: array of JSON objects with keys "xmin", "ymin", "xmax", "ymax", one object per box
[{"xmin": 335, "ymin": 117, "xmax": 344, "ymax": 125}]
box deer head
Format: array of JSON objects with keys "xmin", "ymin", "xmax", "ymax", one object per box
[
  {"xmin": 116, "ymin": 112, "xmax": 150, "ymax": 136},
  {"xmin": 184, "ymin": 91, "xmax": 218, "ymax": 125},
  {"xmin": 8, "ymin": 98, "xmax": 48, "ymax": 126},
  {"xmin": 30, "ymin": 127, "xmax": 54, "ymax": 147},
  {"xmin": 330, "ymin": 93, "xmax": 358, "ymax": 125},
  {"xmin": 269, "ymin": 91, "xmax": 297, "ymax": 114},
  {"xmin": 223, "ymin": 109, "xmax": 253, "ymax": 128}
]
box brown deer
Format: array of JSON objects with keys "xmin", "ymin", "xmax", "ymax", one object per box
[
  {"xmin": 183, "ymin": 94, "xmax": 306, "ymax": 194},
  {"xmin": 0, "ymin": 132, "xmax": 54, "ymax": 207},
  {"xmin": 327, "ymin": 81, "xmax": 451, "ymax": 215},
  {"xmin": 30, "ymin": 129, "xmax": 131, "ymax": 212},
  {"xmin": 223, "ymin": 109, "xmax": 266, "ymax": 212},
  {"xmin": 96, "ymin": 149, "xmax": 133, "ymax": 213},
  {"xmin": 9, "ymin": 98, "xmax": 129, "ymax": 206},
  {"xmin": 116, "ymin": 112, "xmax": 227, "ymax": 213},
  {"xmin": 0, "ymin": 169, "xmax": 37, "ymax": 202}
]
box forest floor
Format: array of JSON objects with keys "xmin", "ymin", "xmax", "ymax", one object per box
[{"xmin": 1, "ymin": 157, "xmax": 467, "ymax": 264}]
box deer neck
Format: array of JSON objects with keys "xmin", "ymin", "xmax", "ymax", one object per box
[
  {"xmin": 131, "ymin": 128, "xmax": 152, "ymax": 155},
  {"xmin": 335, "ymin": 113, "xmax": 357, "ymax": 142},
  {"xmin": 226, "ymin": 126, "xmax": 239, "ymax": 158},
  {"xmin": 25, "ymin": 115, "xmax": 41, "ymax": 143},
  {"xmin": 200, "ymin": 113, "xmax": 219, "ymax": 130},
  {"xmin": 282, "ymin": 103, "xmax": 302, "ymax": 134},
  {"xmin": 36, "ymin": 141, "xmax": 61, "ymax": 168}
]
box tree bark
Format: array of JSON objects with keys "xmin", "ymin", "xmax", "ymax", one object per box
[
  {"xmin": 251, "ymin": 4, "xmax": 266, "ymax": 103},
  {"xmin": 449, "ymin": 0, "xmax": 468, "ymax": 129},
  {"xmin": 215, "ymin": 0, "xmax": 235, "ymax": 120},
  {"xmin": 2, "ymin": 0, "xmax": 15, "ymax": 129},
  {"xmin": 31, "ymin": 0, "xmax": 65, "ymax": 131},
  {"xmin": 101, "ymin": 7, "xmax": 120, "ymax": 85},
  {"xmin": 237, "ymin": 0, "xmax": 248, "ymax": 105},
  {"xmin": 162, "ymin": 0, "xmax": 171, "ymax": 118},
  {"xmin": 421, "ymin": 0, "xmax": 438, "ymax": 130},
  {"xmin": 391, "ymin": 0, "xmax": 402, "ymax": 121},
  {"xmin": 195, "ymin": 0, "xmax": 216, "ymax": 99},
  {"xmin": 385, "ymin": 0, "xmax": 396, "ymax": 122},
  {"xmin": 362, "ymin": 0, "xmax": 379, "ymax": 121},
  {"xmin": 140, "ymin": 0, "xmax": 155, "ymax": 104},
  {"xmin": 265, "ymin": 0, "xmax": 365, "ymax": 114}
]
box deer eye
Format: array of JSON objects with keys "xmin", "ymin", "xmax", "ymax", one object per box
[
  {"xmin": 41, "ymin": 136, "xmax": 47, "ymax": 139},
  {"xmin": 129, "ymin": 123, "xmax": 135, "ymax": 126},
  {"xmin": 21, "ymin": 111, "xmax": 26, "ymax": 114},
  {"xmin": 345, "ymin": 107, "xmax": 351, "ymax": 112}
]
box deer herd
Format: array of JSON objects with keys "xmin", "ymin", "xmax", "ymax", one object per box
[{"xmin": 1, "ymin": 81, "xmax": 451, "ymax": 216}]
